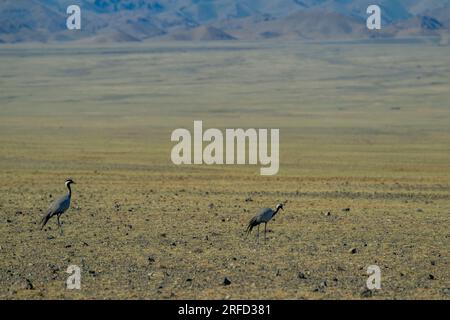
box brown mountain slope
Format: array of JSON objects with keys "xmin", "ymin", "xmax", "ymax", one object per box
[
  {"xmin": 164, "ymin": 26, "xmax": 236, "ymax": 41},
  {"xmin": 0, "ymin": 0, "xmax": 66, "ymax": 42},
  {"xmin": 225, "ymin": 9, "xmax": 369, "ymax": 40}
]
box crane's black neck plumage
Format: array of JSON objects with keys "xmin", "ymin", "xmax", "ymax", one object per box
[
  {"xmin": 272, "ymin": 206, "xmax": 281, "ymax": 218},
  {"xmin": 66, "ymin": 182, "xmax": 72, "ymax": 197}
]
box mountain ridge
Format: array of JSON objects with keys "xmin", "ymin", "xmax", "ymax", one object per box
[{"xmin": 0, "ymin": 0, "xmax": 449, "ymax": 43}]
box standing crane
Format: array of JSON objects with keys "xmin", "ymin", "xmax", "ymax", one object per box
[
  {"xmin": 246, "ymin": 203, "xmax": 284, "ymax": 242},
  {"xmin": 41, "ymin": 179, "xmax": 75, "ymax": 235}
]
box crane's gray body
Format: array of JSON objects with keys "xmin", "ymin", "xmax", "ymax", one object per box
[
  {"xmin": 254, "ymin": 207, "xmax": 276, "ymax": 224},
  {"xmin": 46, "ymin": 193, "xmax": 71, "ymax": 218}
]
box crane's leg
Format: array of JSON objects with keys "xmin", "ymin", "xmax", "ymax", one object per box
[
  {"xmin": 264, "ymin": 223, "xmax": 267, "ymax": 243},
  {"xmin": 255, "ymin": 224, "xmax": 259, "ymax": 244},
  {"xmin": 57, "ymin": 214, "xmax": 63, "ymax": 235}
]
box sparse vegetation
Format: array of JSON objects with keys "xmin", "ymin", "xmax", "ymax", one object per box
[{"xmin": 0, "ymin": 41, "xmax": 449, "ymax": 299}]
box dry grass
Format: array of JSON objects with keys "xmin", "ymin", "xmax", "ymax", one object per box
[{"xmin": 0, "ymin": 41, "xmax": 449, "ymax": 299}]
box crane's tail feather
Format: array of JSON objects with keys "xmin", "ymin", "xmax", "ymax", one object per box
[
  {"xmin": 40, "ymin": 212, "xmax": 51, "ymax": 230},
  {"xmin": 246, "ymin": 216, "xmax": 258, "ymax": 236}
]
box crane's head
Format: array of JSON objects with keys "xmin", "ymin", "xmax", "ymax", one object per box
[
  {"xmin": 276, "ymin": 203, "xmax": 284, "ymax": 211},
  {"xmin": 65, "ymin": 178, "xmax": 75, "ymax": 186}
]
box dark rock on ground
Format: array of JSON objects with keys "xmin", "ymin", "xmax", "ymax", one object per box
[
  {"xmin": 223, "ymin": 277, "xmax": 232, "ymax": 286},
  {"xmin": 360, "ymin": 288, "xmax": 373, "ymax": 298},
  {"xmin": 12, "ymin": 278, "xmax": 34, "ymax": 290}
]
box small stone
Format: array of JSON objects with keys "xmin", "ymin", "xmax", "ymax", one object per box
[
  {"xmin": 313, "ymin": 281, "xmax": 327, "ymax": 293},
  {"xmin": 324, "ymin": 211, "xmax": 331, "ymax": 216},
  {"xmin": 298, "ymin": 272, "xmax": 307, "ymax": 279},
  {"xmin": 360, "ymin": 288, "xmax": 373, "ymax": 298},
  {"xmin": 349, "ymin": 248, "xmax": 358, "ymax": 254},
  {"xmin": 223, "ymin": 277, "xmax": 232, "ymax": 286},
  {"xmin": 47, "ymin": 264, "xmax": 59, "ymax": 273},
  {"xmin": 13, "ymin": 278, "xmax": 33, "ymax": 290}
]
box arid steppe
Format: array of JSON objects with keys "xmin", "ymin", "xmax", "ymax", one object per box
[{"xmin": 0, "ymin": 40, "xmax": 449, "ymax": 299}]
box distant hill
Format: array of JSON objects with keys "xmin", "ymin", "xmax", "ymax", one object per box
[
  {"xmin": 221, "ymin": 9, "xmax": 369, "ymax": 41},
  {"xmin": 164, "ymin": 26, "xmax": 236, "ymax": 41},
  {"xmin": 0, "ymin": 0, "xmax": 449, "ymax": 43}
]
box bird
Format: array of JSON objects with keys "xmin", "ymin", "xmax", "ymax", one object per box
[
  {"xmin": 246, "ymin": 203, "xmax": 284, "ymax": 242},
  {"xmin": 41, "ymin": 179, "xmax": 75, "ymax": 235}
]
